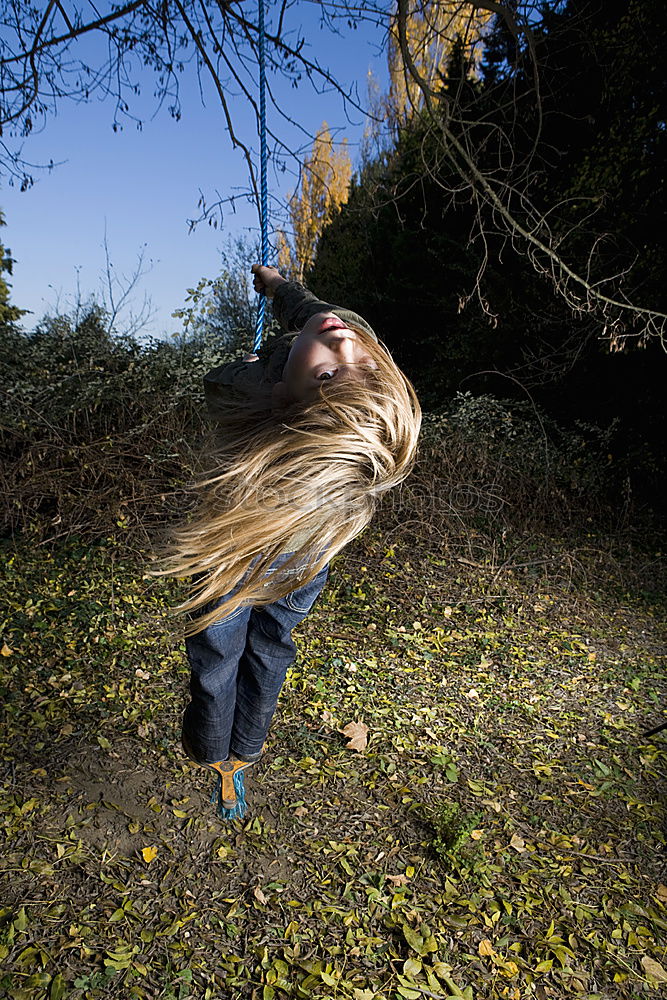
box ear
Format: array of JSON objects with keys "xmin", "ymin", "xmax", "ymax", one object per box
[{"xmin": 271, "ymin": 380, "xmax": 292, "ymax": 412}]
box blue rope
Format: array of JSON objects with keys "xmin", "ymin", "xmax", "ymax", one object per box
[{"xmin": 253, "ymin": 0, "xmax": 269, "ymax": 354}]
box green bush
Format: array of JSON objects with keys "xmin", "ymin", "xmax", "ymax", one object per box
[{"xmin": 0, "ymin": 305, "xmax": 234, "ymax": 539}]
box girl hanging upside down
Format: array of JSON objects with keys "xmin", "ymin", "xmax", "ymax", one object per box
[{"xmin": 162, "ymin": 265, "xmax": 421, "ymax": 819}]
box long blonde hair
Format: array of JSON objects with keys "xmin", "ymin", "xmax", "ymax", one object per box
[{"xmin": 161, "ymin": 329, "xmax": 421, "ymax": 634}]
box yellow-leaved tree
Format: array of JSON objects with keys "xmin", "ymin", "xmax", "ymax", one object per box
[
  {"xmin": 277, "ymin": 123, "xmax": 352, "ymax": 281},
  {"xmin": 387, "ymin": 0, "xmax": 493, "ymax": 125}
]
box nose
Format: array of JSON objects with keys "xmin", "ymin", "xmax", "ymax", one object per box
[{"xmin": 327, "ymin": 333, "xmax": 359, "ymax": 362}]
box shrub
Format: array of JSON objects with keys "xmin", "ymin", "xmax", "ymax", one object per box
[
  {"xmin": 377, "ymin": 391, "xmax": 629, "ymax": 554},
  {"xmin": 0, "ymin": 306, "xmax": 233, "ymax": 540}
]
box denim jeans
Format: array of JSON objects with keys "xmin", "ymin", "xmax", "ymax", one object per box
[{"xmin": 183, "ymin": 556, "xmax": 329, "ymax": 763}]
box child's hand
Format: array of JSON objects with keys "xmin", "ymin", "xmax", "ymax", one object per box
[{"xmin": 251, "ymin": 264, "xmax": 287, "ymax": 298}]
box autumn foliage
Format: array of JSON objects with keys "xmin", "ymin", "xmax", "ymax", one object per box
[
  {"xmin": 277, "ymin": 123, "xmax": 352, "ymax": 281},
  {"xmin": 386, "ymin": 0, "xmax": 492, "ymax": 125}
]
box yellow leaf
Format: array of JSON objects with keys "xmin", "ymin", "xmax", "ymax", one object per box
[
  {"xmin": 339, "ymin": 721, "xmax": 369, "ymax": 753},
  {"xmin": 141, "ymin": 846, "xmax": 157, "ymax": 864},
  {"xmin": 478, "ymin": 938, "xmax": 494, "ymax": 957},
  {"xmin": 403, "ymin": 957, "xmax": 422, "ymax": 977},
  {"xmin": 509, "ymin": 833, "xmax": 526, "ymax": 853},
  {"xmin": 656, "ymin": 884, "xmax": 667, "ymax": 903},
  {"xmin": 1, "ymin": 643, "xmax": 12, "ymax": 656},
  {"xmin": 172, "ymin": 809, "xmax": 187, "ymax": 818},
  {"xmin": 470, "ymin": 828, "xmax": 484, "ymax": 840},
  {"xmin": 642, "ymin": 956, "xmax": 667, "ymax": 983}
]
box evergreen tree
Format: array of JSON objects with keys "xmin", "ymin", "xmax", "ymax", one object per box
[{"xmin": 309, "ymin": 0, "xmax": 666, "ymax": 503}]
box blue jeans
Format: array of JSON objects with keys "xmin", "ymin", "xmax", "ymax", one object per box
[{"xmin": 183, "ymin": 557, "xmax": 329, "ymax": 763}]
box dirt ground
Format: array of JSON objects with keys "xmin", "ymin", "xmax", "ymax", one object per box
[{"xmin": 1, "ymin": 529, "xmax": 666, "ymax": 999}]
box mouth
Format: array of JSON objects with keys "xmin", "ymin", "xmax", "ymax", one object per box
[{"xmin": 317, "ymin": 316, "xmax": 347, "ymax": 335}]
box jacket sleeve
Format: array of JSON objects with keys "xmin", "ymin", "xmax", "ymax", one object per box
[
  {"xmin": 203, "ymin": 358, "xmax": 263, "ymax": 412},
  {"xmin": 272, "ymin": 281, "xmax": 333, "ymax": 332},
  {"xmin": 272, "ymin": 280, "xmax": 377, "ymax": 342}
]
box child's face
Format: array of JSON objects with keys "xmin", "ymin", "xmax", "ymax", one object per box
[{"xmin": 275, "ymin": 312, "xmax": 378, "ymax": 404}]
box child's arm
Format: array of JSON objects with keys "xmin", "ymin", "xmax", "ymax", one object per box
[{"xmin": 251, "ymin": 264, "xmax": 376, "ymax": 341}]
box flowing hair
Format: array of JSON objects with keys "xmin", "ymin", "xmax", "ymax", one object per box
[{"xmin": 160, "ymin": 328, "xmax": 421, "ymax": 635}]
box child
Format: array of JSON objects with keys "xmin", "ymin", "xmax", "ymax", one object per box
[{"xmin": 165, "ymin": 265, "xmax": 421, "ymax": 818}]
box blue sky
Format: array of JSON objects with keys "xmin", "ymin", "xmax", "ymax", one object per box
[{"xmin": 1, "ymin": 5, "xmax": 388, "ymax": 338}]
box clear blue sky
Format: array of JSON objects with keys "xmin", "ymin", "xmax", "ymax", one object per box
[{"xmin": 1, "ymin": 5, "xmax": 388, "ymax": 338}]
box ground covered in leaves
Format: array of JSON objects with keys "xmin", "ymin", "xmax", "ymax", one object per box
[{"xmin": 1, "ymin": 529, "xmax": 666, "ymax": 1000}]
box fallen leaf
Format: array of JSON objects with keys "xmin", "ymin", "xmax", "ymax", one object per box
[
  {"xmin": 509, "ymin": 833, "xmax": 526, "ymax": 853},
  {"xmin": 253, "ymin": 886, "xmax": 267, "ymax": 905},
  {"xmin": 294, "ymin": 806, "xmax": 308, "ymax": 818},
  {"xmin": 386, "ymin": 873, "xmax": 409, "ymax": 886},
  {"xmin": 482, "ymin": 798, "xmax": 502, "ymax": 813},
  {"xmin": 642, "ymin": 956, "xmax": 667, "ymax": 983},
  {"xmin": 1, "ymin": 643, "xmax": 12, "ymax": 656},
  {"xmin": 135, "ymin": 668, "xmax": 150, "ymax": 680},
  {"xmin": 339, "ymin": 721, "xmax": 368, "ymax": 752},
  {"xmin": 470, "ymin": 829, "xmax": 484, "ymax": 840},
  {"xmin": 656, "ymin": 884, "xmax": 667, "ymax": 902},
  {"xmin": 478, "ymin": 938, "xmax": 494, "ymax": 957},
  {"xmin": 141, "ymin": 846, "xmax": 157, "ymax": 864}
]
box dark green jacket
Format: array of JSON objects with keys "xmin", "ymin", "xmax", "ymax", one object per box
[{"xmin": 204, "ymin": 281, "xmax": 376, "ymax": 407}]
